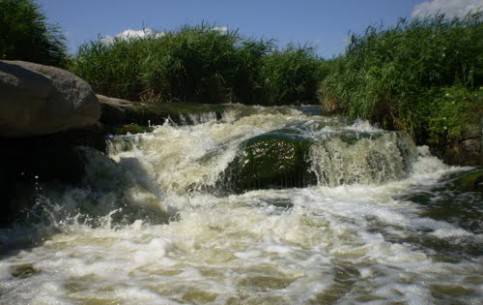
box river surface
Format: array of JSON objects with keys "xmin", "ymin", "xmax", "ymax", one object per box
[{"xmin": 1, "ymin": 105, "xmax": 482, "ymax": 305}]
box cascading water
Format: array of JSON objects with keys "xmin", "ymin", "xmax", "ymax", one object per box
[{"xmin": 0, "ymin": 105, "xmax": 481, "ymax": 305}]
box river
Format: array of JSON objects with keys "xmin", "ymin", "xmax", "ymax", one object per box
[{"xmin": 1, "ymin": 105, "xmax": 481, "ymax": 305}]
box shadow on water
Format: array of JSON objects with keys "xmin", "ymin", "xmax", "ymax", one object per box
[{"xmin": 0, "ymin": 145, "xmax": 174, "ymax": 261}]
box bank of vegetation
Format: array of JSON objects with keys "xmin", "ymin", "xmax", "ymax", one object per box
[
  {"xmin": 70, "ymin": 24, "xmax": 327, "ymax": 105},
  {"xmin": 321, "ymin": 13, "xmax": 483, "ymax": 148}
]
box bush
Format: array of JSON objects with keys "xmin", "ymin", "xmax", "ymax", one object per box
[
  {"xmin": 0, "ymin": 0, "xmax": 67, "ymax": 67},
  {"xmin": 321, "ymin": 13, "xmax": 483, "ymax": 143}
]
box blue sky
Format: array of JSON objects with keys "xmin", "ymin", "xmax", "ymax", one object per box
[{"xmin": 36, "ymin": 0, "xmax": 482, "ymax": 58}]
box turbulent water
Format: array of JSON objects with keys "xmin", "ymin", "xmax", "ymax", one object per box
[{"xmin": 1, "ymin": 105, "xmax": 482, "ymax": 305}]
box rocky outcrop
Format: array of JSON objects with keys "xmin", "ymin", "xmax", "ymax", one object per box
[
  {"xmin": 0, "ymin": 60, "xmax": 103, "ymax": 224},
  {"xmin": 96, "ymin": 94, "xmax": 136, "ymax": 125},
  {"xmin": 0, "ymin": 60, "xmax": 101, "ymax": 138}
]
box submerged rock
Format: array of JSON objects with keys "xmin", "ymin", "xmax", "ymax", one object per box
[
  {"xmin": 220, "ymin": 122, "xmax": 417, "ymax": 193},
  {"xmin": 221, "ymin": 128, "xmax": 317, "ymax": 193},
  {"xmin": 0, "ymin": 60, "xmax": 101, "ymax": 137}
]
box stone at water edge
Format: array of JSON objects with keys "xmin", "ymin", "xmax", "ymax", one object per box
[{"xmin": 0, "ymin": 60, "xmax": 101, "ymax": 137}]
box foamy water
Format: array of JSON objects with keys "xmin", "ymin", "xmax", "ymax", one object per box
[{"xmin": 1, "ymin": 107, "xmax": 481, "ymax": 305}]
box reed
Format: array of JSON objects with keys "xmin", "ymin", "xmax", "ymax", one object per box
[
  {"xmin": 71, "ymin": 24, "xmax": 326, "ymax": 105},
  {"xmin": 260, "ymin": 45, "xmax": 326, "ymax": 105},
  {"xmin": 321, "ymin": 13, "xmax": 483, "ymax": 144}
]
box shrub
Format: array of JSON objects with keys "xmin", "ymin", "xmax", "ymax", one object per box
[{"xmin": 0, "ymin": 0, "xmax": 67, "ymax": 67}]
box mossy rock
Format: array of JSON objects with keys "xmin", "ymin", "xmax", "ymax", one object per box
[
  {"xmin": 220, "ymin": 129, "xmax": 317, "ymax": 193},
  {"xmin": 11, "ymin": 264, "xmax": 40, "ymax": 278},
  {"xmin": 450, "ymin": 168, "xmax": 483, "ymax": 193}
]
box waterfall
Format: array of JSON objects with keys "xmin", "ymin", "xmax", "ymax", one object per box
[{"xmin": 309, "ymin": 129, "xmax": 417, "ymax": 186}]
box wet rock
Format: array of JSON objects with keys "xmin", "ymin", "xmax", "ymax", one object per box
[
  {"xmin": 451, "ymin": 168, "xmax": 483, "ymax": 193},
  {"xmin": 11, "ymin": 264, "xmax": 41, "ymax": 278},
  {"xmin": 0, "ymin": 60, "xmax": 101, "ymax": 137},
  {"xmin": 96, "ymin": 94, "xmax": 136, "ymax": 125},
  {"xmin": 221, "ymin": 128, "xmax": 317, "ymax": 193},
  {"xmin": 220, "ymin": 122, "xmax": 416, "ymax": 193}
]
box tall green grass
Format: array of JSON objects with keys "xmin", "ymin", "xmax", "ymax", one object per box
[
  {"xmin": 73, "ymin": 38, "xmax": 148, "ymax": 101},
  {"xmin": 260, "ymin": 45, "xmax": 325, "ymax": 105},
  {"xmin": 321, "ymin": 13, "xmax": 483, "ymax": 144},
  {"xmin": 0, "ymin": 0, "xmax": 67, "ymax": 67},
  {"xmin": 139, "ymin": 24, "xmax": 240, "ymax": 103},
  {"xmin": 71, "ymin": 24, "xmax": 326, "ymax": 105}
]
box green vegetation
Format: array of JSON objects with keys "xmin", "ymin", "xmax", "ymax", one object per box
[
  {"xmin": 321, "ymin": 13, "xmax": 483, "ymax": 145},
  {"xmin": 0, "ymin": 0, "xmax": 67, "ymax": 67},
  {"xmin": 71, "ymin": 24, "xmax": 327, "ymax": 105},
  {"xmin": 260, "ymin": 45, "xmax": 325, "ymax": 105}
]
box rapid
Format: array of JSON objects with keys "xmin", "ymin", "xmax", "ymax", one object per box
[{"xmin": 1, "ymin": 105, "xmax": 482, "ymax": 305}]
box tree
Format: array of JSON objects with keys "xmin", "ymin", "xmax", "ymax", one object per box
[{"xmin": 0, "ymin": 0, "xmax": 67, "ymax": 67}]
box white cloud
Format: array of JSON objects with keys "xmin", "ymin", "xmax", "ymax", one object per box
[
  {"xmin": 100, "ymin": 26, "xmax": 229, "ymax": 45},
  {"xmin": 412, "ymin": 0, "xmax": 483, "ymax": 18},
  {"xmin": 100, "ymin": 28, "xmax": 164, "ymax": 44},
  {"xmin": 212, "ymin": 26, "xmax": 228, "ymax": 34}
]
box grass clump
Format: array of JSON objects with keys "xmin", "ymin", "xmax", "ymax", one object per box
[
  {"xmin": 139, "ymin": 24, "xmax": 240, "ymax": 103},
  {"xmin": 72, "ymin": 38, "xmax": 147, "ymax": 101},
  {"xmin": 321, "ymin": 13, "xmax": 483, "ymax": 145},
  {"xmin": 0, "ymin": 0, "xmax": 67, "ymax": 67},
  {"xmin": 70, "ymin": 23, "xmax": 326, "ymax": 105}
]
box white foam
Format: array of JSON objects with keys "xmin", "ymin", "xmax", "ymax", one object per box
[{"xmin": 1, "ymin": 112, "xmax": 480, "ymax": 305}]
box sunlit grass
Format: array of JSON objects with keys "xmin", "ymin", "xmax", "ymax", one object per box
[
  {"xmin": 70, "ymin": 23, "xmax": 327, "ymax": 105},
  {"xmin": 321, "ymin": 13, "xmax": 483, "ymax": 145}
]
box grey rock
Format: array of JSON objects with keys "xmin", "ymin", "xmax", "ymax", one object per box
[{"xmin": 0, "ymin": 60, "xmax": 101, "ymax": 137}]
